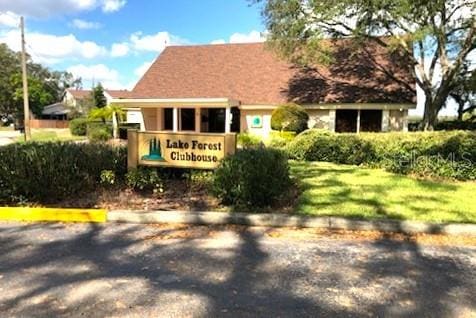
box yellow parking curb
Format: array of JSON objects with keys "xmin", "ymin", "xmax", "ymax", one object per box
[{"xmin": 0, "ymin": 207, "xmax": 107, "ymax": 223}]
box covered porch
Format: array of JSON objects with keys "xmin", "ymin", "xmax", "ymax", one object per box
[{"xmin": 111, "ymin": 98, "xmax": 240, "ymax": 134}]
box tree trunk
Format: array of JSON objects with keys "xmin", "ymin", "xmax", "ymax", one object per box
[
  {"xmin": 457, "ymin": 101, "xmax": 465, "ymax": 121},
  {"xmin": 420, "ymin": 95, "xmax": 438, "ymax": 131}
]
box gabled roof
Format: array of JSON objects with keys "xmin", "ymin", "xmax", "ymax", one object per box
[
  {"xmin": 66, "ymin": 89, "xmax": 90, "ymax": 99},
  {"xmin": 132, "ymin": 40, "xmax": 416, "ymax": 105}
]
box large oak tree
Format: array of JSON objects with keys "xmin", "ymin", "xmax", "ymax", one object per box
[{"xmin": 253, "ymin": 0, "xmax": 476, "ymax": 130}]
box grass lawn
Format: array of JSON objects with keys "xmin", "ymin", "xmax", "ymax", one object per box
[
  {"xmin": 290, "ymin": 161, "xmax": 476, "ymax": 224},
  {"xmin": 16, "ymin": 129, "xmax": 86, "ymax": 143}
]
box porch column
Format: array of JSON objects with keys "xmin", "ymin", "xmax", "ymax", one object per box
[
  {"xmin": 225, "ymin": 106, "xmax": 231, "ymax": 133},
  {"xmin": 402, "ymin": 109, "xmax": 408, "ymax": 132},
  {"xmin": 356, "ymin": 110, "xmax": 361, "ymax": 133},
  {"xmin": 173, "ymin": 107, "xmax": 178, "ymax": 132},
  {"xmin": 382, "ymin": 110, "xmax": 390, "ymax": 132},
  {"xmin": 328, "ymin": 110, "xmax": 336, "ymax": 132},
  {"xmin": 112, "ymin": 111, "xmax": 118, "ymax": 139},
  {"xmin": 195, "ymin": 107, "xmax": 201, "ymax": 133}
]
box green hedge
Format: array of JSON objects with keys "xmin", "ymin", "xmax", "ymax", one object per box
[
  {"xmin": 213, "ymin": 148, "xmax": 291, "ymax": 208},
  {"xmin": 0, "ymin": 142, "xmax": 127, "ymax": 203},
  {"xmin": 287, "ymin": 129, "xmax": 476, "ymax": 180}
]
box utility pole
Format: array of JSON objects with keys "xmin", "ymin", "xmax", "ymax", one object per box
[{"xmin": 20, "ymin": 16, "xmax": 31, "ymax": 141}]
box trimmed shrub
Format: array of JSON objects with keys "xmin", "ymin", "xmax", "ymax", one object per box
[
  {"xmin": 87, "ymin": 121, "xmax": 112, "ymax": 142},
  {"xmin": 69, "ymin": 118, "xmax": 88, "ymax": 136},
  {"xmin": 271, "ymin": 103, "xmax": 309, "ymax": 133},
  {"xmin": 213, "ymin": 148, "xmax": 291, "ymax": 208},
  {"xmin": 268, "ymin": 130, "xmax": 296, "ymax": 149},
  {"xmin": 237, "ymin": 133, "xmax": 262, "ymax": 148},
  {"xmin": 287, "ymin": 129, "xmax": 476, "ymax": 180},
  {"xmin": 0, "ymin": 142, "xmax": 127, "ymax": 204}
]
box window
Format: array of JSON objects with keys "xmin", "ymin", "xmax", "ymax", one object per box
[
  {"xmin": 360, "ymin": 110, "xmax": 382, "ymax": 132},
  {"xmin": 180, "ymin": 108, "xmax": 195, "ymax": 131},
  {"xmin": 335, "ymin": 110, "xmax": 358, "ymax": 132},
  {"xmin": 163, "ymin": 108, "xmax": 173, "ymax": 130}
]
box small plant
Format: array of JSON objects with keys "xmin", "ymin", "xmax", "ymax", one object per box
[
  {"xmin": 100, "ymin": 170, "xmax": 116, "ymax": 186},
  {"xmin": 271, "ymin": 103, "xmax": 309, "ymax": 133},
  {"xmin": 125, "ymin": 167, "xmax": 164, "ymax": 193}
]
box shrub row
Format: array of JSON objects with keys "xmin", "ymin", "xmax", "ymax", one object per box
[
  {"xmin": 0, "ymin": 142, "xmax": 127, "ymax": 203},
  {"xmin": 287, "ymin": 129, "xmax": 476, "ymax": 180}
]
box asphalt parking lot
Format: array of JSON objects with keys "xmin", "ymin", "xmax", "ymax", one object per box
[{"xmin": 0, "ymin": 222, "xmax": 474, "ymax": 317}]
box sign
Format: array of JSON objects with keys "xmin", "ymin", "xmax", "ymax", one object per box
[
  {"xmin": 128, "ymin": 130, "xmax": 236, "ymax": 169},
  {"xmin": 251, "ymin": 115, "xmax": 263, "ymax": 128}
]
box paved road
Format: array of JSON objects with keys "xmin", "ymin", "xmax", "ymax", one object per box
[{"xmin": 0, "ymin": 223, "xmax": 474, "ymax": 317}]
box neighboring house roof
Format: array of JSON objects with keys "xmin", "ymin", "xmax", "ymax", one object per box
[
  {"xmin": 132, "ymin": 40, "xmax": 416, "ymax": 105},
  {"xmin": 42, "ymin": 102, "xmax": 69, "ymax": 115},
  {"xmin": 66, "ymin": 89, "xmax": 91, "ymax": 100},
  {"xmin": 66, "ymin": 89, "xmax": 133, "ymax": 100},
  {"xmin": 105, "ymin": 90, "xmax": 134, "ymax": 99}
]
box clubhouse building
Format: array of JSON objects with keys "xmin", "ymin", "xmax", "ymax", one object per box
[{"xmin": 112, "ymin": 39, "xmax": 416, "ymax": 136}]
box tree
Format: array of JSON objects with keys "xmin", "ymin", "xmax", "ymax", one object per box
[
  {"xmin": 450, "ymin": 65, "xmax": 476, "ymax": 120},
  {"xmin": 0, "ymin": 43, "xmax": 79, "ymax": 120},
  {"xmin": 254, "ymin": 0, "xmax": 476, "ymax": 130},
  {"xmin": 92, "ymin": 83, "xmax": 107, "ymax": 108}
]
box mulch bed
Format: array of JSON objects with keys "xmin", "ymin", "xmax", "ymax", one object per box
[{"xmin": 51, "ymin": 179, "xmax": 224, "ymax": 211}]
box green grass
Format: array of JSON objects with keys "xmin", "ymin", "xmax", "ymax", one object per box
[
  {"xmin": 0, "ymin": 126, "xmax": 14, "ymax": 131},
  {"xmin": 290, "ymin": 161, "xmax": 476, "ymax": 223},
  {"xmin": 16, "ymin": 129, "xmax": 86, "ymax": 143}
]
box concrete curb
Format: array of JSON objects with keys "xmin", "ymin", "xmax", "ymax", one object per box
[{"xmin": 108, "ymin": 210, "xmax": 476, "ymax": 237}]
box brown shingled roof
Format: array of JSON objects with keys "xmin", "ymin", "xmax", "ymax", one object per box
[{"xmin": 132, "ymin": 40, "xmax": 416, "ymax": 105}]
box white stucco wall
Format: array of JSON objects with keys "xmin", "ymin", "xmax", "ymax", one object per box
[{"xmin": 240, "ymin": 109, "xmax": 273, "ymax": 137}]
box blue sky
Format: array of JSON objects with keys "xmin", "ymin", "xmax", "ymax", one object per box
[
  {"xmin": 0, "ymin": 0, "xmax": 265, "ymax": 90},
  {"xmin": 1, "ymin": 0, "xmax": 472, "ymax": 116}
]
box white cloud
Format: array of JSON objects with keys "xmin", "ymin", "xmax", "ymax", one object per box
[
  {"xmin": 110, "ymin": 42, "xmax": 129, "ymax": 57},
  {"xmin": 71, "ymin": 19, "xmax": 101, "ymax": 30},
  {"xmin": 102, "ymin": 0, "xmax": 126, "ymax": 12},
  {"xmin": 211, "ymin": 30, "xmax": 266, "ymax": 45},
  {"xmin": 0, "ymin": 29, "xmax": 107, "ymax": 64},
  {"xmin": 134, "ymin": 60, "xmax": 153, "ymax": 77},
  {"xmin": 229, "ymin": 30, "xmax": 265, "ymax": 43},
  {"xmin": 0, "ymin": 11, "xmax": 20, "ymax": 28},
  {"xmin": 130, "ymin": 31, "xmax": 189, "ymax": 52},
  {"xmin": 0, "ymin": 0, "xmax": 126, "ymax": 17},
  {"xmin": 67, "ymin": 64, "xmax": 127, "ymax": 89},
  {"xmin": 210, "ymin": 39, "xmax": 226, "ymax": 45}
]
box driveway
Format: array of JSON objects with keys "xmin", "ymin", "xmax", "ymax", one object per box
[
  {"xmin": 0, "ymin": 130, "xmax": 20, "ymax": 146},
  {"xmin": 0, "ymin": 223, "xmax": 474, "ymax": 317}
]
